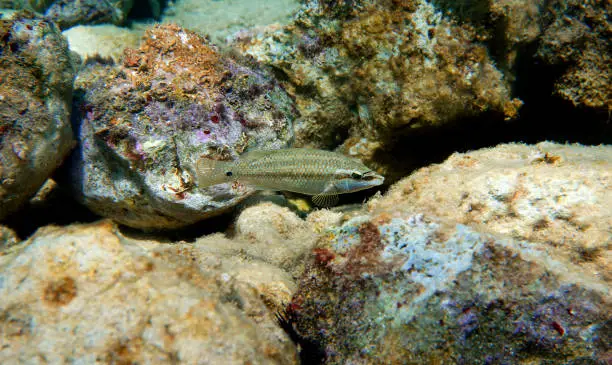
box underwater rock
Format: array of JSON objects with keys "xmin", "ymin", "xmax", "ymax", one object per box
[
  {"xmin": 234, "ymin": 202, "xmax": 343, "ymax": 277},
  {"xmin": 286, "ymin": 142, "xmax": 610, "ymax": 363},
  {"xmin": 62, "ymin": 24, "xmax": 144, "ymax": 63},
  {"xmin": 536, "ymin": 0, "xmax": 611, "ymax": 110},
  {"xmin": 0, "ymin": 11, "xmax": 77, "ymax": 220},
  {"xmin": 68, "ymin": 24, "xmax": 297, "ymax": 229},
  {"xmin": 0, "ymin": 220, "xmax": 299, "ymax": 364},
  {"xmin": 374, "ymin": 141, "xmax": 612, "ymax": 281},
  {"xmin": 44, "ymin": 0, "xmax": 135, "ymax": 29},
  {"xmin": 0, "ymin": 0, "xmax": 54, "ymax": 13},
  {"xmin": 0, "ymin": 224, "xmax": 18, "ymax": 248},
  {"xmin": 433, "ymin": 0, "xmax": 611, "ymax": 111},
  {"xmin": 232, "ymin": 0, "xmax": 521, "ymax": 177},
  {"xmin": 2, "ymin": 0, "xmax": 163, "ymax": 29}
]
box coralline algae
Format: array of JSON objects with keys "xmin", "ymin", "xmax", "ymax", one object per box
[{"xmin": 68, "ymin": 24, "xmax": 298, "ymax": 229}]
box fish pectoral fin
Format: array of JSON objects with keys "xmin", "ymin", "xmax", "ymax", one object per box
[{"xmin": 312, "ymin": 193, "xmax": 339, "ymax": 207}]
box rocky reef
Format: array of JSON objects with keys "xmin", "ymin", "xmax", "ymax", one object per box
[
  {"xmin": 0, "ymin": 203, "xmax": 342, "ymax": 364},
  {"xmin": 434, "ymin": 0, "xmax": 611, "ymax": 111},
  {"xmin": 68, "ymin": 24, "xmax": 298, "ymax": 229},
  {"xmin": 232, "ymin": 0, "xmax": 523, "ymax": 179},
  {"xmin": 1, "ymin": 0, "xmax": 162, "ymax": 29},
  {"xmin": 0, "ymin": 11, "xmax": 77, "ymax": 220},
  {"xmin": 0, "ymin": 0, "xmax": 610, "ymax": 364},
  {"xmin": 285, "ymin": 142, "xmax": 611, "ymax": 363},
  {"xmin": 0, "ymin": 221, "xmax": 298, "ymax": 364}
]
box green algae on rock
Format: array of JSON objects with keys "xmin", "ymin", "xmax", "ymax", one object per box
[
  {"xmin": 68, "ymin": 24, "xmax": 298, "ymax": 229},
  {"xmin": 284, "ymin": 142, "xmax": 611, "ymax": 363},
  {"xmin": 0, "ymin": 11, "xmax": 77, "ymax": 220},
  {"xmin": 231, "ymin": 0, "xmax": 522, "ymax": 179}
]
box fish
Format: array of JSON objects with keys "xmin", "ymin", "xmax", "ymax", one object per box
[{"xmin": 196, "ymin": 148, "xmax": 384, "ymax": 206}]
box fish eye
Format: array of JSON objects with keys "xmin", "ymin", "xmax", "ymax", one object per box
[
  {"xmin": 226, "ymin": 171, "xmax": 233, "ymax": 177},
  {"xmin": 351, "ymin": 172, "xmax": 362, "ymax": 179}
]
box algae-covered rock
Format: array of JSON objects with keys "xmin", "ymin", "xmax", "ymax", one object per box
[
  {"xmin": 0, "ymin": 0, "xmax": 53, "ymax": 13},
  {"xmin": 232, "ymin": 0, "xmax": 521, "ymax": 177},
  {"xmin": 44, "ymin": 0, "xmax": 135, "ymax": 29},
  {"xmin": 0, "ymin": 11, "xmax": 77, "ymax": 220},
  {"xmin": 234, "ymin": 202, "xmax": 342, "ymax": 277},
  {"xmin": 0, "ymin": 0, "xmax": 162, "ymax": 29},
  {"xmin": 69, "ymin": 24, "xmax": 298, "ymax": 229},
  {"xmin": 537, "ymin": 0, "xmax": 611, "ymax": 110},
  {"xmin": 0, "ymin": 224, "xmax": 18, "ymax": 248},
  {"xmin": 434, "ymin": 0, "xmax": 611, "ymax": 111},
  {"xmin": 285, "ymin": 142, "xmax": 611, "ymax": 363},
  {"xmin": 0, "ymin": 220, "xmax": 299, "ymax": 364}
]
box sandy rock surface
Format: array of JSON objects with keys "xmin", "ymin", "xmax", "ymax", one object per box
[
  {"xmin": 62, "ymin": 24, "xmax": 144, "ymax": 62},
  {"xmin": 375, "ymin": 142, "xmax": 611, "ymax": 281},
  {"xmin": 0, "ymin": 219, "xmax": 301, "ymax": 364}
]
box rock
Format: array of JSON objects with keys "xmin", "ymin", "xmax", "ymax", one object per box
[
  {"xmin": 537, "ymin": 0, "xmax": 611, "ymax": 110},
  {"xmin": 2, "ymin": 0, "xmax": 164, "ymax": 29},
  {"xmin": 0, "ymin": 220, "xmax": 299, "ymax": 364},
  {"xmin": 374, "ymin": 142, "xmax": 612, "ymax": 281},
  {"xmin": 231, "ymin": 0, "xmax": 522, "ymax": 179},
  {"xmin": 0, "ymin": 224, "xmax": 18, "ymax": 248},
  {"xmin": 44, "ymin": 0, "xmax": 134, "ymax": 29},
  {"xmin": 62, "ymin": 24, "xmax": 144, "ymax": 63},
  {"xmin": 0, "ymin": 0, "xmax": 54, "ymax": 13},
  {"xmin": 233, "ymin": 202, "xmax": 343, "ymax": 277},
  {"xmin": 0, "ymin": 11, "xmax": 77, "ymax": 220},
  {"xmin": 434, "ymin": 0, "xmax": 611, "ymax": 111},
  {"xmin": 285, "ymin": 142, "xmax": 611, "ymax": 363},
  {"xmin": 68, "ymin": 24, "xmax": 298, "ymax": 229}
]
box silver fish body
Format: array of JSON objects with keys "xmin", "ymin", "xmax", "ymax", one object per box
[{"xmin": 196, "ymin": 148, "xmax": 384, "ymax": 206}]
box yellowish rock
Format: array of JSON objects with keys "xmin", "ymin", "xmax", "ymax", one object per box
[
  {"xmin": 63, "ymin": 24, "xmax": 144, "ymax": 62},
  {"xmin": 372, "ymin": 142, "xmax": 612, "ymax": 282},
  {"xmin": 0, "ymin": 220, "xmax": 298, "ymax": 364}
]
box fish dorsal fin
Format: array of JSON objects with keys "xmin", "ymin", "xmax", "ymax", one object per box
[
  {"xmin": 240, "ymin": 149, "xmax": 275, "ymax": 160},
  {"xmin": 312, "ymin": 194, "xmax": 339, "ymax": 207}
]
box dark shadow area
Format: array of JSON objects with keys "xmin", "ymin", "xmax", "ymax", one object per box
[
  {"xmin": 118, "ymin": 209, "xmax": 238, "ymax": 243},
  {"xmin": 276, "ymin": 307, "xmax": 326, "ymax": 365},
  {"xmin": 372, "ymin": 37, "xmax": 610, "ymax": 186},
  {"xmin": 2, "ymin": 181, "xmax": 101, "ymax": 240},
  {"xmin": 127, "ymin": 0, "xmax": 169, "ymax": 21}
]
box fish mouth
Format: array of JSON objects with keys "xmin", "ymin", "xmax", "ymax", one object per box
[{"xmin": 362, "ymin": 171, "xmax": 385, "ymax": 186}]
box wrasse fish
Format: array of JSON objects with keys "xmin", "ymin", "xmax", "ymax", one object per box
[{"xmin": 196, "ymin": 148, "xmax": 384, "ymax": 206}]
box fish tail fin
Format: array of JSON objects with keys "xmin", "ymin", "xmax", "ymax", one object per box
[{"xmin": 196, "ymin": 157, "xmax": 232, "ymax": 187}]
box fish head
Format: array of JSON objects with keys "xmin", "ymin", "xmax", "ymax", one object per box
[{"xmin": 332, "ymin": 167, "xmax": 385, "ymax": 193}]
